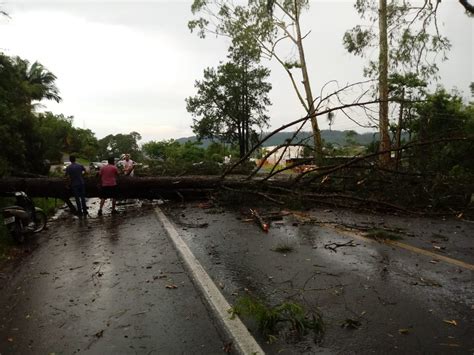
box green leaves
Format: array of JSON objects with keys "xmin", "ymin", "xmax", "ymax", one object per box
[
  {"xmin": 344, "ymin": 0, "xmax": 451, "ymax": 81},
  {"xmin": 343, "ymin": 26, "xmax": 374, "ymax": 56},
  {"xmin": 231, "ymin": 296, "xmax": 324, "ymax": 342},
  {"xmin": 186, "ymin": 55, "xmax": 271, "ymax": 157}
]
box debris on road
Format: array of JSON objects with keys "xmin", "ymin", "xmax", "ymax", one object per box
[
  {"xmin": 341, "ymin": 318, "xmax": 361, "ymax": 329},
  {"xmin": 443, "ymin": 320, "xmax": 458, "ymax": 326},
  {"xmin": 250, "ymin": 209, "xmax": 269, "ymax": 232},
  {"xmin": 198, "ymin": 201, "xmax": 213, "ymax": 209},
  {"xmin": 398, "ymin": 328, "xmax": 411, "ymax": 335},
  {"xmin": 222, "ymin": 341, "xmax": 233, "ymax": 353},
  {"xmin": 324, "ymin": 240, "xmax": 357, "ymax": 253}
]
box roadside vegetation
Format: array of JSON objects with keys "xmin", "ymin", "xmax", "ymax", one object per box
[{"xmin": 231, "ymin": 296, "xmax": 324, "ymax": 343}]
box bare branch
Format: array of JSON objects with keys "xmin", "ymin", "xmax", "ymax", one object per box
[
  {"xmin": 459, "ymin": 0, "xmax": 474, "ymax": 14},
  {"xmin": 221, "ymin": 99, "xmax": 381, "ymax": 178}
]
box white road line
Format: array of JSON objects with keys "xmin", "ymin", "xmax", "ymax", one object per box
[{"xmin": 155, "ymin": 207, "xmax": 265, "ymax": 355}]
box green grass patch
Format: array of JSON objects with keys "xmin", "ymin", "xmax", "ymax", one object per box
[
  {"xmin": 230, "ymin": 296, "xmax": 324, "ymax": 343},
  {"xmin": 365, "ymin": 229, "xmax": 403, "ymax": 241},
  {"xmin": 33, "ymin": 198, "xmax": 63, "ymax": 216}
]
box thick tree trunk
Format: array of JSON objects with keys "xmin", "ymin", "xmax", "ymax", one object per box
[{"xmin": 0, "ymin": 176, "xmax": 293, "ymax": 199}]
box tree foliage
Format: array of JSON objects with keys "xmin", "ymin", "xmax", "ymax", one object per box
[
  {"xmin": 0, "ymin": 53, "xmax": 43, "ymax": 175},
  {"xmin": 189, "ymin": 0, "xmax": 324, "ymax": 161},
  {"xmin": 36, "ymin": 112, "xmax": 99, "ymax": 162},
  {"xmin": 12, "ymin": 57, "xmax": 62, "ymax": 105},
  {"xmin": 343, "ymin": 0, "xmax": 451, "ymax": 80},
  {"xmin": 97, "ymin": 132, "xmax": 142, "ymax": 160},
  {"xmin": 186, "ymin": 53, "xmax": 271, "ymax": 158},
  {"xmin": 0, "ymin": 52, "xmax": 97, "ymax": 175},
  {"xmin": 409, "ymin": 89, "xmax": 474, "ymax": 173}
]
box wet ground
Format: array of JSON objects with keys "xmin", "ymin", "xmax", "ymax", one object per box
[
  {"xmin": 165, "ymin": 203, "xmax": 474, "ymax": 354},
  {"xmin": 0, "ymin": 199, "xmax": 473, "ymax": 354},
  {"xmin": 0, "ymin": 200, "xmax": 225, "ymax": 354}
]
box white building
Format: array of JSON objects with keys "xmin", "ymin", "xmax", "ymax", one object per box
[{"xmin": 262, "ymin": 145, "xmax": 305, "ymax": 165}]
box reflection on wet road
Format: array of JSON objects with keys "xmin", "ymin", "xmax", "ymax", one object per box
[
  {"xmin": 167, "ymin": 204, "xmax": 474, "ymax": 354},
  {"xmin": 0, "ymin": 203, "xmax": 224, "ymax": 354}
]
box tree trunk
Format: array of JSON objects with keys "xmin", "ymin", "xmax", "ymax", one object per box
[
  {"xmin": 395, "ymin": 88, "xmax": 405, "ymax": 170},
  {"xmin": 378, "ymin": 0, "xmax": 391, "ymax": 166},
  {"xmin": 0, "ymin": 176, "xmax": 294, "ymax": 199},
  {"xmin": 294, "ymin": 1, "xmax": 323, "ymax": 165}
]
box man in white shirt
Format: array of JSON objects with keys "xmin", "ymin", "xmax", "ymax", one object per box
[{"xmin": 120, "ymin": 153, "xmax": 135, "ymax": 176}]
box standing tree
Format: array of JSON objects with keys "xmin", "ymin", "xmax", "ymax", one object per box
[
  {"xmin": 189, "ymin": 0, "xmax": 324, "ymax": 163},
  {"xmin": 0, "ymin": 53, "xmax": 64, "ymax": 175},
  {"xmin": 186, "ymin": 52, "xmax": 271, "ymax": 158},
  {"xmin": 12, "ymin": 57, "xmax": 62, "ymax": 106},
  {"xmin": 343, "ymin": 0, "xmax": 451, "ymax": 165},
  {"xmin": 97, "ymin": 132, "xmax": 142, "ymax": 161}
]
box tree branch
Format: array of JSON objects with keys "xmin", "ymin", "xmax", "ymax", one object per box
[{"xmin": 459, "ymin": 0, "xmax": 474, "ymax": 14}]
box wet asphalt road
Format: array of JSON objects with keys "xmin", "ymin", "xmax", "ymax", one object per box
[
  {"xmin": 166, "ymin": 204, "xmax": 474, "ymax": 354},
  {"xmin": 0, "ymin": 203, "xmax": 225, "ymax": 354},
  {"xmin": 1, "ymin": 201, "xmax": 473, "ymax": 355}
]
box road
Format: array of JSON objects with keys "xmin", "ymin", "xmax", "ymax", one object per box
[
  {"xmin": 0, "ymin": 202, "xmax": 226, "ymax": 354},
  {"xmin": 0, "ymin": 200, "xmax": 473, "ymax": 354},
  {"xmin": 165, "ymin": 204, "xmax": 474, "ymax": 354}
]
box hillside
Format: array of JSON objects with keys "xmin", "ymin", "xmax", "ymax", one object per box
[{"xmin": 176, "ymin": 130, "xmax": 379, "ymax": 147}]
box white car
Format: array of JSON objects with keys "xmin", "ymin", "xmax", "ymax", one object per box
[{"xmin": 62, "ymin": 161, "xmax": 71, "ymax": 172}]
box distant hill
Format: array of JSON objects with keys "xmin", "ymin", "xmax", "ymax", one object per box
[{"xmin": 176, "ymin": 130, "xmax": 380, "ymax": 147}]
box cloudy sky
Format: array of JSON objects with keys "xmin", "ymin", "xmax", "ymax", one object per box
[{"xmin": 1, "ymin": 1, "xmax": 472, "ymax": 143}]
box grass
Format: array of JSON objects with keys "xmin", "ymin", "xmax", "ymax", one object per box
[
  {"xmin": 33, "ymin": 198, "xmax": 63, "ymax": 216},
  {"xmin": 365, "ymin": 229, "xmax": 403, "ymax": 241},
  {"xmin": 230, "ymin": 296, "xmax": 324, "ymax": 343}
]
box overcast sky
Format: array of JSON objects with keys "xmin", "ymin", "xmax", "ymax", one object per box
[{"xmin": 1, "ymin": 0, "xmax": 472, "ymax": 143}]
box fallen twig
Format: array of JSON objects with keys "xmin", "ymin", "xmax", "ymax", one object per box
[
  {"xmin": 324, "ymin": 240, "xmax": 357, "ymax": 252},
  {"xmin": 250, "ymin": 209, "xmax": 269, "ymax": 232}
]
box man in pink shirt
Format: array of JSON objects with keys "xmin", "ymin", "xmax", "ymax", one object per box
[{"xmin": 98, "ymin": 157, "xmax": 119, "ymax": 216}]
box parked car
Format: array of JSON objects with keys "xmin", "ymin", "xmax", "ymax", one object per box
[
  {"xmin": 62, "ymin": 161, "xmax": 71, "ymax": 172},
  {"xmin": 89, "ymin": 162, "xmax": 104, "ymax": 172}
]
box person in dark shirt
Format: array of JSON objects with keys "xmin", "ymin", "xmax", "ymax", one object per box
[{"xmin": 65, "ymin": 155, "xmax": 87, "ymax": 216}]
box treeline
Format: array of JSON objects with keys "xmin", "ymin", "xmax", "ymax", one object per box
[
  {"xmin": 0, "ymin": 52, "xmax": 145, "ymax": 176},
  {"xmin": 177, "ymin": 130, "xmax": 386, "ymax": 148}
]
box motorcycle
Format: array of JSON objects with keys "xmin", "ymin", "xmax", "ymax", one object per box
[{"xmin": 1, "ymin": 192, "xmax": 47, "ymax": 243}]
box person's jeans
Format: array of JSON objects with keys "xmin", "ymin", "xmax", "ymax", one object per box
[{"xmin": 72, "ymin": 184, "xmax": 87, "ymax": 214}]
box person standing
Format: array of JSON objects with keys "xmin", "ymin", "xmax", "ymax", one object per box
[
  {"xmin": 98, "ymin": 157, "xmax": 119, "ymax": 216},
  {"xmin": 120, "ymin": 153, "xmax": 135, "ymax": 176},
  {"xmin": 65, "ymin": 155, "xmax": 87, "ymax": 216}
]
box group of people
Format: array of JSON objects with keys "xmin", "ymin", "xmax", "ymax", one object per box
[{"xmin": 65, "ymin": 154, "xmax": 135, "ymax": 216}]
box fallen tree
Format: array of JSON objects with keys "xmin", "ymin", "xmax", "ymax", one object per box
[{"xmin": 0, "ymin": 175, "xmax": 293, "ymax": 200}]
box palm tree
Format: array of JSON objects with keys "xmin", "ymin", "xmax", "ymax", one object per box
[{"xmin": 13, "ymin": 57, "xmax": 62, "ymax": 104}]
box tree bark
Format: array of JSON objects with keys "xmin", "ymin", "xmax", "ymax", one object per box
[
  {"xmin": 294, "ymin": 0, "xmax": 323, "ymax": 165},
  {"xmin": 378, "ymin": 0, "xmax": 391, "ymax": 166},
  {"xmin": 0, "ymin": 176, "xmax": 293, "ymax": 199},
  {"xmin": 395, "ymin": 88, "xmax": 405, "ymax": 170},
  {"xmin": 459, "ymin": 0, "xmax": 474, "ymax": 14}
]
